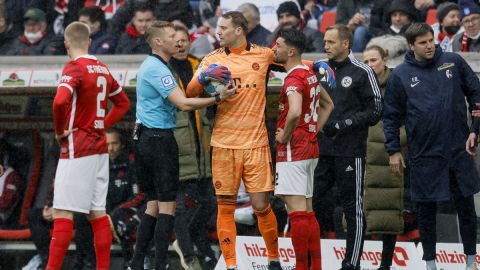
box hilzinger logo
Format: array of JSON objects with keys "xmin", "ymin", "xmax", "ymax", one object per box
[
  {"xmin": 244, "ymin": 244, "xmax": 295, "ymax": 263},
  {"xmin": 333, "ymin": 246, "xmax": 410, "ymax": 266}
]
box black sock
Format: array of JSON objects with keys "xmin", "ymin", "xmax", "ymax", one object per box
[
  {"xmin": 130, "ymin": 213, "xmax": 156, "ymax": 270},
  {"xmin": 155, "ymin": 214, "xmax": 175, "ymax": 270}
]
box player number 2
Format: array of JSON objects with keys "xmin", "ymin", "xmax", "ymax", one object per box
[
  {"xmin": 97, "ymin": 76, "xmax": 106, "ymax": 117},
  {"xmin": 304, "ymin": 85, "xmax": 320, "ymax": 123}
]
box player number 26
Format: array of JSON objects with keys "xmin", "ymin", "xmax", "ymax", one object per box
[{"xmin": 304, "ymin": 85, "xmax": 320, "ymax": 123}]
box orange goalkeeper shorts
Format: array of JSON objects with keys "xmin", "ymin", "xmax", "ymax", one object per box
[{"xmin": 212, "ymin": 146, "xmax": 274, "ymax": 196}]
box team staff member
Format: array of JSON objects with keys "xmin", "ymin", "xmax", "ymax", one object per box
[
  {"xmin": 129, "ymin": 21, "xmax": 235, "ymax": 270},
  {"xmin": 186, "ymin": 11, "xmax": 283, "ymax": 270},
  {"xmin": 313, "ymin": 24, "xmax": 382, "ymax": 270},
  {"xmin": 48, "ymin": 21, "xmax": 131, "ymax": 270},
  {"xmin": 384, "ymin": 23, "xmax": 480, "ymax": 270},
  {"xmin": 272, "ymin": 29, "xmax": 334, "ymax": 270}
]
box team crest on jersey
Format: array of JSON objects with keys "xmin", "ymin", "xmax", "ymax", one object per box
[
  {"xmin": 161, "ymin": 75, "xmax": 175, "ymax": 88},
  {"xmin": 446, "ymin": 69, "xmax": 452, "ymax": 79},
  {"xmin": 341, "ymin": 76, "xmax": 352, "ymax": 87},
  {"xmin": 252, "ymin": 62, "xmax": 260, "ymax": 71}
]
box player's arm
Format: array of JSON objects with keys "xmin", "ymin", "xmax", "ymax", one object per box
[
  {"xmin": 317, "ymin": 86, "xmax": 334, "ymax": 132},
  {"xmin": 53, "ymin": 83, "xmax": 77, "ymax": 145},
  {"xmin": 169, "ymin": 85, "xmax": 235, "ymax": 112},
  {"xmin": 276, "ymin": 91, "xmax": 302, "ymax": 144},
  {"xmin": 105, "ymin": 83, "xmax": 130, "ymax": 129}
]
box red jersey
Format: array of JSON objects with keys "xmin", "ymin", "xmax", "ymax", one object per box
[
  {"xmin": 54, "ymin": 55, "xmax": 124, "ymax": 159},
  {"xmin": 276, "ymin": 65, "xmax": 321, "ymax": 162}
]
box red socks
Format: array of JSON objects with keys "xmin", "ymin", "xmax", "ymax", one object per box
[
  {"xmin": 308, "ymin": 212, "xmax": 322, "ymax": 270},
  {"xmin": 46, "ymin": 218, "xmax": 74, "ymax": 270},
  {"xmin": 289, "ymin": 211, "xmax": 310, "ymax": 270},
  {"xmin": 90, "ymin": 215, "xmax": 113, "ymax": 270}
]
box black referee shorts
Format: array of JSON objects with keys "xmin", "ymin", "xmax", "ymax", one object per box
[{"xmin": 135, "ymin": 127, "xmax": 179, "ymax": 202}]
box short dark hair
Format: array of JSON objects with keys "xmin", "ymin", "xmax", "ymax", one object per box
[
  {"xmin": 106, "ymin": 128, "xmax": 125, "ymax": 146},
  {"xmin": 404, "ymin": 22, "xmax": 434, "ymax": 45},
  {"xmin": 221, "ymin": 11, "xmax": 248, "ymax": 34},
  {"xmin": 279, "ymin": 28, "xmax": 306, "ymax": 54},
  {"xmin": 78, "ymin": 6, "xmax": 106, "ymax": 29},
  {"xmin": 326, "ymin": 24, "xmax": 353, "ymax": 49},
  {"xmin": 133, "ymin": 1, "xmax": 153, "ymax": 15}
]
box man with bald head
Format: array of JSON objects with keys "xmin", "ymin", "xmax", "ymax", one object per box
[
  {"xmin": 237, "ymin": 3, "xmax": 271, "ymax": 46},
  {"xmin": 47, "ymin": 21, "xmax": 131, "ymax": 270}
]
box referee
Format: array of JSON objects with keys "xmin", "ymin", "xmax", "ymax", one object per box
[{"xmin": 128, "ymin": 21, "xmax": 235, "ymax": 270}]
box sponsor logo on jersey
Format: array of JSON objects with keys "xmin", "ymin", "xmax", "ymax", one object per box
[
  {"xmin": 341, "ymin": 76, "xmax": 352, "ymax": 87},
  {"xmin": 410, "ymin": 76, "xmax": 420, "ymax": 88},
  {"xmin": 437, "ymin": 62, "xmax": 455, "ymax": 71},
  {"xmin": 60, "ymin": 75, "xmax": 72, "ymax": 83},
  {"xmin": 286, "ymin": 86, "xmax": 298, "ymax": 94}
]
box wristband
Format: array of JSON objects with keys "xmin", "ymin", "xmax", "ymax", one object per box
[{"xmin": 214, "ymin": 94, "xmax": 222, "ymax": 104}]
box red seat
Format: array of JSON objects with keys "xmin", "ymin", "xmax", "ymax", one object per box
[
  {"xmin": 426, "ymin": 8, "xmax": 437, "ymax": 25},
  {"xmin": 319, "ymin": 10, "xmax": 337, "ymax": 33}
]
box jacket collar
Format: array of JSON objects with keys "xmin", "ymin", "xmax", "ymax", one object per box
[{"xmin": 225, "ymin": 42, "xmax": 251, "ymax": 55}]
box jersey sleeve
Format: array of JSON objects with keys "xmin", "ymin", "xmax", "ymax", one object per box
[
  {"xmin": 148, "ymin": 66, "xmax": 178, "ymax": 98},
  {"xmin": 58, "ymin": 61, "xmax": 83, "ymax": 93},
  {"xmin": 283, "ymin": 75, "xmax": 305, "ymax": 96},
  {"xmin": 108, "ymin": 75, "xmax": 123, "ymax": 97}
]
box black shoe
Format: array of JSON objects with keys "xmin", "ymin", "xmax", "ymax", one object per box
[
  {"xmin": 339, "ymin": 262, "xmax": 360, "ymax": 270},
  {"xmin": 201, "ymin": 256, "xmax": 217, "ymax": 270},
  {"xmin": 268, "ymin": 261, "xmax": 282, "ymax": 270},
  {"xmin": 377, "ymin": 266, "xmax": 391, "ymax": 270}
]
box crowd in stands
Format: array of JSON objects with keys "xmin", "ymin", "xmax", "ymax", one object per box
[
  {"xmin": 0, "ymin": 0, "xmax": 478, "ymax": 58},
  {"xmin": 1, "ymin": 1, "xmax": 480, "ymax": 270}
]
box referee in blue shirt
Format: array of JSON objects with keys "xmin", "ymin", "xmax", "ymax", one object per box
[{"xmin": 128, "ymin": 21, "xmax": 235, "ymax": 270}]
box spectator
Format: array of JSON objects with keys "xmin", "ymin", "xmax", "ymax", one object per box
[
  {"xmin": 453, "ymin": 0, "xmax": 480, "ymax": 52},
  {"xmin": 313, "ymin": 24, "xmax": 382, "ymax": 270},
  {"xmin": 300, "ymin": 0, "xmax": 337, "ymax": 30},
  {"xmin": 0, "ymin": 139, "xmax": 23, "ymax": 229},
  {"xmin": 237, "ymin": 3, "xmax": 271, "ymax": 46},
  {"xmin": 362, "ymin": 45, "xmax": 407, "ymax": 270},
  {"xmin": 7, "ymin": 8, "xmax": 65, "ymax": 55},
  {"xmin": 267, "ymin": 1, "xmax": 325, "ymax": 52},
  {"xmin": 0, "ymin": 4, "xmax": 17, "ymax": 55},
  {"xmin": 335, "ymin": 0, "xmax": 390, "ymax": 52},
  {"xmin": 115, "ymin": 3, "xmax": 153, "ymax": 54},
  {"xmin": 105, "ymin": 128, "xmax": 145, "ymax": 269},
  {"xmin": 78, "ymin": 6, "xmax": 117, "ymax": 55},
  {"xmin": 385, "ymin": 0, "xmax": 419, "ymax": 35},
  {"xmin": 433, "ymin": 2, "xmax": 462, "ymax": 51},
  {"xmin": 169, "ymin": 24, "xmax": 218, "ymax": 270},
  {"xmin": 83, "ymin": 0, "xmax": 126, "ymax": 20},
  {"xmin": 28, "ymin": 0, "xmax": 84, "ymax": 35},
  {"xmin": 384, "ymin": 22, "xmax": 480, "ymax": 270},
  {"xmin": 110, "ymin": 0, "xmax": 193, "ymax": 37},
  {"xmin": 3, "ymin": 0, "xmax": 31, "ymax": 36}
]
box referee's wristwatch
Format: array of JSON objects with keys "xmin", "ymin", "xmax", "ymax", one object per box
[{"xmin": 214, "ymin": 93, "xmax": 222, "ymax": 104}]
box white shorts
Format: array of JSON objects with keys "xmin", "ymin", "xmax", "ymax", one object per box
[
  {"xmin": 274, "ymin": 158, "xmax": 318, "ymax": 198},
  {"xmin": 53, "ymin": 154, "xmax": 109, "ymax": 214}
]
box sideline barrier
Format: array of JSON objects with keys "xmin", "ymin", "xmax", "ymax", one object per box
[{"xmin": 215, "ymin": 236, "xmax": 480, "ymax": 270}]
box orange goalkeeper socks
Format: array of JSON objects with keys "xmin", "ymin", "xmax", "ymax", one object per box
[
  {"xmin": 254, "ymin": 204, "xmax": 279, "ymax": 260},
  {"xmin": 217, "ymin": 198, "xmax": 237, "ymax": 267}
]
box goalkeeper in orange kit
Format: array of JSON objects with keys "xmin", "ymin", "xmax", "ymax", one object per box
[{"xmin": 186, "ymin": 11, "xmax": 282, "ymax": 270}]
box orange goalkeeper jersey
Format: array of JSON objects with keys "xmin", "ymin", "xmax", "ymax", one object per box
[{"xmin": 194, "ymin": 42, "xmax": 275, "ymax": 149}]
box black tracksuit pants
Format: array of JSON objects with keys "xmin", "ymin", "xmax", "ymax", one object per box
[{"xmin": 313, "ymin": 156, "xmax": 366, "ymax": 268}]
